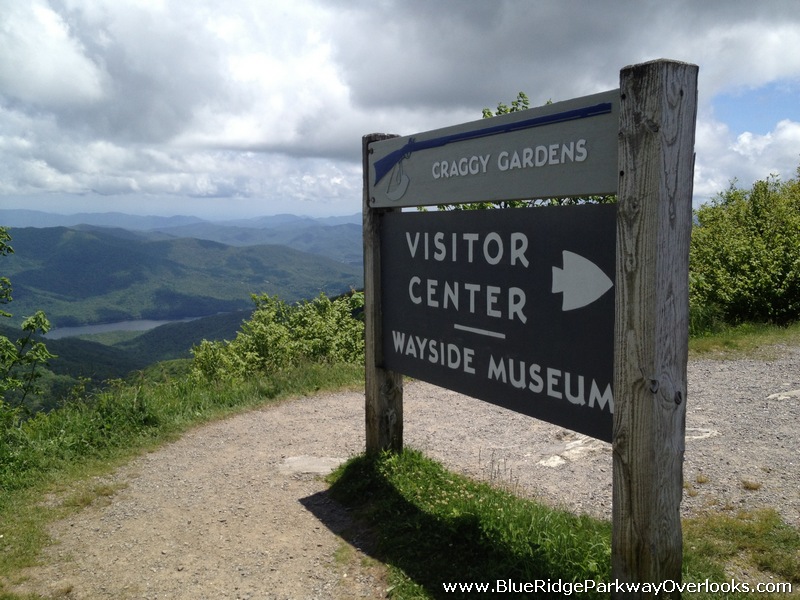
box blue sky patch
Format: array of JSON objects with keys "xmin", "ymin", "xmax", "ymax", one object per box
[{"xmin": 713, "ymin": 79, "xmax": 800, "ymax": 135}]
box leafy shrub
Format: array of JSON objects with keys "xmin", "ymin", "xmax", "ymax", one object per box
[
  {"xmin": 191, "ymin": 291, "xmax": 364, "ymax": 382},
  {"xmin": 690, "ymin": 170, "xmax": 800, "ymax": 328},
  {"xmin": 1, "ymin": 227, "xmax": 56, "ymax": 410}
]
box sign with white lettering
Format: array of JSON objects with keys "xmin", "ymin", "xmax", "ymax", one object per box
[
  {"xmin": 380, "ymin": 205, "xmax": 616, "ymax": 441},
  {"xmin": 365, "ymin": 60, "xmax": 697, "ymax": 589},
  {"xmin": 368, "ymin": 90, "xmax": 619, "ymax": 208}
]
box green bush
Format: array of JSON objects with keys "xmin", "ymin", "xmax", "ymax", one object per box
[
  {"xmin": 1, "ymin": 226, "xmax": 56, "ymax": 412},
  {"xmin": 690, "ymin": 170, "xmax": 800, "ymax": 328},
  {"xmin": 191, "ymin": 291, "xmax": 364, "ymax": 382}
]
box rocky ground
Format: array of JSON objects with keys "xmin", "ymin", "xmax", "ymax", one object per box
[{"xmin": 6, "ymin": 347, "xmax": 799, "ymax": 599}]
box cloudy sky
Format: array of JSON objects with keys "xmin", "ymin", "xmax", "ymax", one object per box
[{"xmin": 1, "ymin": 0, "xmax": 799, "ymax": 220}]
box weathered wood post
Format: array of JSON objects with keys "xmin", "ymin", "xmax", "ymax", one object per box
[
  {"xmin": 363, "ymin": 133, "xmax": 404, "ymax": 454},
  {"xmin": 612, "ymin": 60, "xmax": 698, "ymax": 597}
]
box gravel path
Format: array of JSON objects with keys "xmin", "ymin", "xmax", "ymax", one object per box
[{"xmin": 7, "ymin": 347, "xmax": 800, "ymax": 599}]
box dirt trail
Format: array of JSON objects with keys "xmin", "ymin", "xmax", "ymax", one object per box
[{"xmin": 7, "ymin": 348, "xmax": 800, "ymax": 599}]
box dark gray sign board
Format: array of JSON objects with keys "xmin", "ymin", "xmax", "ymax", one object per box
[
  {"xmin": 380, "ymin": 205, "xmax": 616, "ymax": 442},
  {"xmin": 368, "ymin": 89, "xmax": 620, "ymax": 208}
]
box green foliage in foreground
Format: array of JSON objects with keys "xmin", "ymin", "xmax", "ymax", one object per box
[
  {"xmin": 330, "ymin": 451, "xmax": 799, "ymax": 600},
  {"xmin": 191, "ymin": 291, "xmax": 364, "ymax": 382},
  {"xmin": 690, "ymin": 171, "xmax": 800, "ymax": 331},
  {"xmin": 0, "ymin": 363, "xmax": 362, "ymax": 497},
  {"xmin": 1, "ymin": 226, "xmax": 56, "ymax": 414}
]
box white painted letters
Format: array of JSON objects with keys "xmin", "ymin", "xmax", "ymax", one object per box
[
  {"xmin": 496, "ymin": 139, "xmax": 588, "ymax": 172},
  {"xmin": 430, "ymin": 139, "xmax": 589, "ymax": 181},
  {"xmin": 486, "ymin": 354, "xmax": 613, "ymax": 413},
  {"xmin": 391, "ymin": 330, "xmax": 475, "ymax": 375},
  {"xmin": 432, "ymin": 154, "xmax": 491, "ymax": 179}
]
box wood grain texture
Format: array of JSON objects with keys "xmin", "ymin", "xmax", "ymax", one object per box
[
  {"xmin": 612, "ymin": 60, "xmax": 698, "ymax": 598},
  {"xmin": 363, "ymin": 133, "xmax": 404, "ymax": 454}
]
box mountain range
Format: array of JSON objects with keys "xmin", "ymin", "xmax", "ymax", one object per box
[
  {"xmin": 1, "ymin": 209, "xmax": 362, "ymax": 263},
  {"xmin": 2, "ymin": 211, "xmax": 364, "ymax": 328},
  {"xmin": 0, "ymin": 209, "xmax": 361, "ymax": 230}
]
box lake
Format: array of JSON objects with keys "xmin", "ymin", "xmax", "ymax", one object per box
[{"xmin": 45, "ymin": 317, "xmax": 200, "ymax": 340}]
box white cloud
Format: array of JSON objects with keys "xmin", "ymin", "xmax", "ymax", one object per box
[
  {"xmin": 2, "ymin": 0, "xmax": 800, "ymax": 217},
  {"xmin": 0, "ymin": 1, "xmax": 107, "ymax": 107},
  {"xmin": 694, "ymin": 23, "xmax": 800, "ymax": 96},
  {"xmin": 694, "ymin": 115, "xmax": 800, "ymax": 204},
  {"xmin": 730, "ymin": 119, "xmax": 800, "ymax": 178}
]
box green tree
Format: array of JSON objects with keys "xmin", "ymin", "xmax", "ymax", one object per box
[
  {"xmin": 1, "ymin": 227, "xmax": 56, "ymax": 413},
  {"xmin": 437, "ymin": 92, "xmax": 615, "ymax": 211},
  {"xmin": 690, "ymin": 170, "xmax": 800, "ymax": 326},
  {"xmin": 191, "ymin": 291, "xmax": 364, "ymax": 382},
  {"xmin": 481, "ymin": 90, "xmax": 532, "ymax": 118}
]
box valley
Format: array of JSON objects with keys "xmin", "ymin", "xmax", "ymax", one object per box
[
  {"xmin": 44, "ymin": 316, "xmax": 201, "ymax": 340},
  {"xmin": 0, "ymin": 210, "xmax": 364, "ymax": 410}
]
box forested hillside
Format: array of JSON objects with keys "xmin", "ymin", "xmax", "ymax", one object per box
[
  {"xmin": 149, "ymin": 220, "xmax": 362, "ymax": 265},
  {"xmin": 4, "ymin": 226, "xmax": 362, "ymax": 327}
]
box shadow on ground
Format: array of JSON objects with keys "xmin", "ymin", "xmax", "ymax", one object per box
[{"xmin": 301, "ymin": 453, "xmax": 592, "ymax": 599}]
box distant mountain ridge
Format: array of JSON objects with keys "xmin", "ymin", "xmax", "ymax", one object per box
[
  {"xmin": 148, "ymin": 221, "xmax": 362, "ymax": 264},
  {"xmin": 0, "ymin": 209, "xmax": 360, "ymax": 230},
  {"xmin": 0, "ymin": 209, "xmax": 206, "ymax": 230},
  {"xmin": 1, "ymin": 210, "xmax": 363, "ymax": 266}
]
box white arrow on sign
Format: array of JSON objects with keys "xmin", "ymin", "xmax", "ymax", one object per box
[{"xmin": 552, "ymin": 250, "xmax": 614, "ymax": 311}]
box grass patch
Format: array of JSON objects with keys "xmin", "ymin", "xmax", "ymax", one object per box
[
  {"xmin": 329, "ymin": 450, "xmax": 800, "ymax": 599},
  {"xmin": 0, "ymin": 488, "xmax": 61, "ymax": 580},
  {"xmin": 328, "ymin": 450, "xmax": 611, "ymax": 598},
  {"xmin": 741, "ymin": 479, "xmax": 763, "ymax": 491},
  {"xmin": 689, "ymin": 321, "xmax": 800, "ymax": 359},
  {"xmin": 61, "ymin": 480, "xmax": 127, "ymax": 510},
  {"xmin": 683, "ymin": 509, "xmax": 800, "ymax": 590}
]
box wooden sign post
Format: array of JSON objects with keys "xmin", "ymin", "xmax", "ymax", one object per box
[
  {"xmin": 612, "ymin": 61, "xmax": 697, "ymax": 596},
  {"xmin": 363, "ymin": 59, "xmax": 698, "ymax": 596},
  {"xmin": 363, "ymin": 133, "xmax": 404, "ymax": 454}
]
